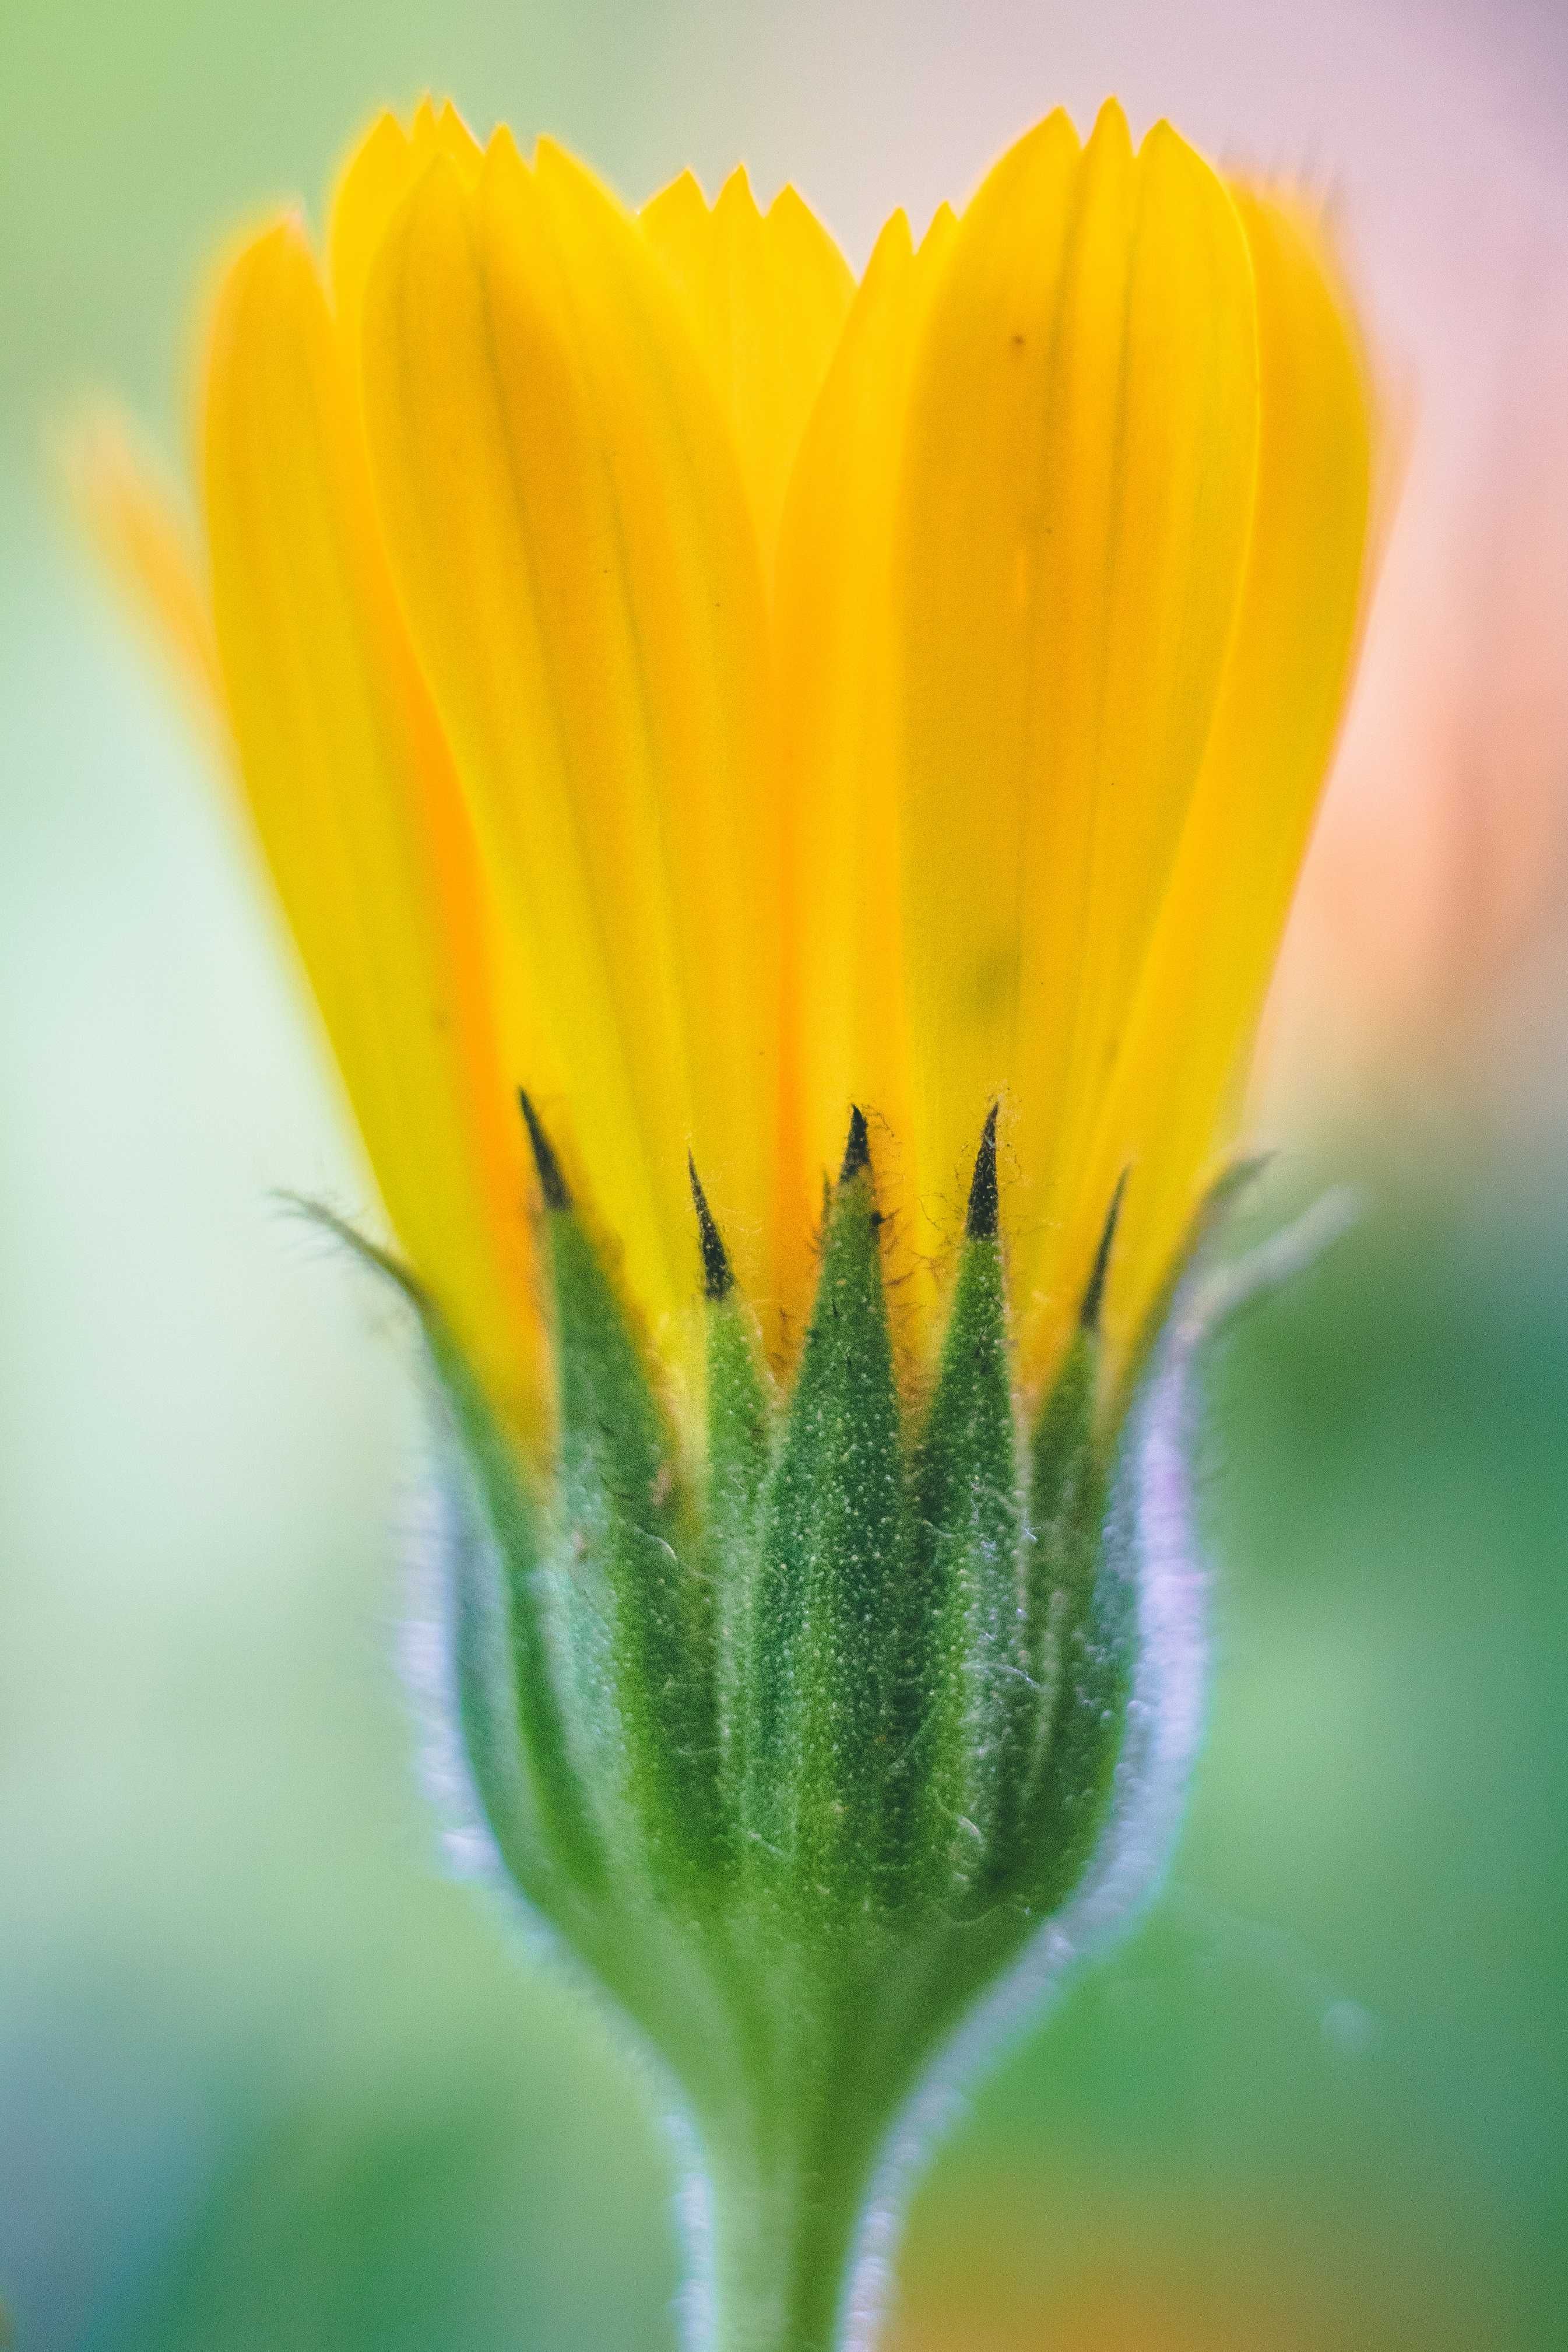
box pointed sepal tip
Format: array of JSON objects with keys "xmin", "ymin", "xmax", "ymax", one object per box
[
  {"xmin": 965, "ymin": 1103, "xmax": 1001, "ymax": 1241},
  {"xmin": 518, "ymin": 1090, "xmax": 570, "ymax": 1212},
  {"xmin": 688, "ymin": 1154, "xmax": 734, "ymax": 1303},
  {"xmin": 839, "ymin": 1105, "xmax": 871, "ymax": 1186},
  {"xmin": 1080, "ymin": 1166, "xmax": 1130, "ymax": 1332}
]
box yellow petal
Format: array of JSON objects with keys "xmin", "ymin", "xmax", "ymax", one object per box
[
  {"xmin": 641, "ymin": 164, "xmax": 855, "ymax": 575},
  {"xmin": 1061, "ymin": 187, "xmax": 1373, "ymax": 1377},
  {"xmin": 202, "ymin": 217, "xmax": 541, "ymax": 1428},
  {"xmin": 328, "ymin": 98, "xmax": 481, "ymax": 368},
  {"xmin": 897, "ymin": 103, "xmax": 1261, "ymax": 1327},
  {"xmin": 360, "ymin": 134, "xmax": 776, "ymax": 1356},
  {"xmin": 64, "ymin": 403, "xmax": 224, "ymax": 729},
  {"xmin": 772, "ymin": 204, "xmax": 957, "ymax": 1340}
]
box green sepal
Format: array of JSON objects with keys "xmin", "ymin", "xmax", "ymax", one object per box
[
  {"xmin": 422, "ymin": 1307, "xmax": 611, "ymax": 1912},
  {"xmin": 909, "ymin": 1165, "xmax": 1026, "ymax": 1904},
  {"xmin": 1022, "ymin": 1331, "xmax": 1104, "ymax": 1789},
  {"xmin": 344, "ymin": 1110, "xmax": 1296, "ymax": 2352},
  {"xmin": 687, "ymin": 1152, "xmax": 774, "ymax": 1840},
  {"xmin": 743, "ymin": 1119, "xmax": 910, "ymax": 1918},
  {"xmin": 704, "ymin": 1290, "xmax": 774, "ymax": 1829},
  {"xmin": 1012, "ymin": 1322, "xmax": 1127, "ymax": 1911},
  {"xmin": 281, "ymin": 1201, "xmax": 607, "ymax": 1912},
  {"xmin": 1110, "ymin": 1153, "xmax": 1269, "ymax": 1425},
  {"xmin": 541, "ymin": 1191, "xmax": 721, "ymax": 1898}
]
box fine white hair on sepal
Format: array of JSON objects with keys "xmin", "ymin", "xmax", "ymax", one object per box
[
  {"xmin": 834, "ymin": 1184, "xmax": 1362, "ymax": 2352},
  {"xmin": 399, "ymin": 1404, "xmax": 700, "ymax": 2170},
  {"xmin": 666, "ymin": 2107, "xmax": 718, "ymax": 2352},
  {"xmin": 399, "ymin": 1394, "xmax": 564, "ymax": 1971},
  {"xmin": 398, "ymin": 1444, "xmax": 508, "ymax": 1887},
  {"xmin": 404, "ymin": 1434, "xmax": 724, "ymax": 2352}
]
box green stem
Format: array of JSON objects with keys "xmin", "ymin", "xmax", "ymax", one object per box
[{"xmin": 686, "ymin": 2105, "xmax": 884, "ymax": 2352}]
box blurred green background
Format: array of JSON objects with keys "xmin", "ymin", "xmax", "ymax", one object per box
[{"xmin": 3, "ymin": 1, "xmax": 1568, "ymax": 2346}]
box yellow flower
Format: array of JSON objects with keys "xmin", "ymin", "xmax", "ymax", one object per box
[{"xmin": 82, "ymin": 94, "xmax": 1371, "ymax": 1439}]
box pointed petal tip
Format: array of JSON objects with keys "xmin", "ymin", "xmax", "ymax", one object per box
[
  {"xmin": 518, "ymin": 1091, "xmax": 571, "ymax": 1211},
  {"xmin": 915, "ymin": 201, "xmax": 952, "ymax": 255},
  {"xmin": 652, "ymin": 164, "xmax": 709, "ymax": 209},
  {"xmin": 1015, "ymin": 104, "xmax": 1082, "ymax": 161},
  {"xmin": 687, "ymin": 1154, "xmax": 734, "ymax": 1303},
  {"xmin": 717, "ymin": 160, "xmax": 758, "ymax": 209},
  {"xmin": 965, "ymin": 1103, "xmax": 1001, "ymax": 1242},
  {"xmin": 354, "ymin": 106, "xmax": 410, "ymax": 157},
  {"xmin": 1081, "ymin": 1166, "xmax": 1131, "ymax": 1333},
  {"xmin": 838, "ymin": 1105, "xmax": 872, "ymax": 1186},
  {"xmin": 247, "ymin": 208, "xmax": 309, "ymax": 261},
  {"xmin": 212, "ymin": 211, "xmax": 315, "ymax": 329},
  {"xmin": 1140, "ymin": 112, "xmax": 1179, "ymax": 144},
  {"xmin": 863, "ymin": 205, "xmax": 915, "ymax": 275},
  {"xmin": 1083, "ymin": 94, "xmax": 1135, "ymax": 168}
]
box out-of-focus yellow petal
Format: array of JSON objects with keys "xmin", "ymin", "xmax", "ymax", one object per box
[
  {"xmin": 772, "ymin": 203, "xmax": 957, "ymax": 1343},
  {"xmin": 328, "ymin": 98, "xmax": 481, "ymax": 366},
  {"xmin": 1057, "ymin": 188, "xmax": 1373, "ymax": 1379},
  {"xmin": 898, "ymin": 103, "xmax": 1260, "ymax": 1326},
  {"xmin": 641, "ymin": 165, "xmax": 854, "ymax": 574},
  {"xmin": 64, "ymin": 404, "xmax": 224, "ymax": 729},
  {"xmin": 202, "ymin": 217, "xmax": 541, "ymax": 1428},
  {"xmin": 361, "ymin": 134, "xmax": 775, "ymax": 1356}
]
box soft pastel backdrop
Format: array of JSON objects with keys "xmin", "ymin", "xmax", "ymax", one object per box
[{"xmin": 3, "ymin": 1, "xmax": 1568, "ymax": 2346}]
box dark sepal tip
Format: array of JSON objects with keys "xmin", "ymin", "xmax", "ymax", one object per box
[
  {"xmin": 965, "ymin": 1102, "xmax": 1001, "ymax": 1241},
  {"xmin": 687, "ymin": 1154, "xmax": 733, "ymax": 1303},
  {"xmin": 838, "ymin": 1105, "xmax": 872, "ymax": 1186},
  {"xmin": 1080, "ymin": 1165, "xmax": 1130, "ymax": 1332},
  {"xmin": 518, "ymin": 1090, "xmax": 571, "ymax": 1212}
]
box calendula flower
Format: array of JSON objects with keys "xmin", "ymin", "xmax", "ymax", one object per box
[{"xmin": 80, "ymin": 92, "xmax": 1372, "ymax": 2352}]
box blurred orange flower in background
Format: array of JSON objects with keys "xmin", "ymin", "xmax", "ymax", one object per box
[{"xmin": 1257, "ymin": 250, "xmax": 1568, "ymax": 1153}]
